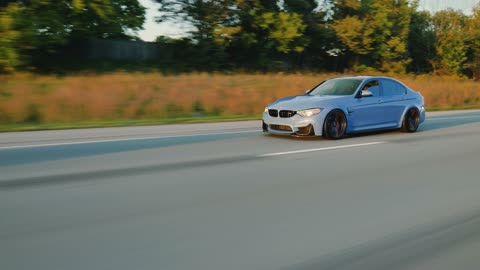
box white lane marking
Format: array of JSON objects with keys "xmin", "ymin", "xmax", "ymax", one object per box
[
  {"xmin": 0, "ymin": 130, "xmax": 260, "ymax": 150},
  {"xmin": 426, "ymin": 115, "xmax": 480, "ymax": 121},
  {"xmin": 259, "ymin": 142, "xmax": 384, "ymax": 157}
]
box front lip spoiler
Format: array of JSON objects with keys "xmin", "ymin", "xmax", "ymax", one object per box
[
  {"xmin": 263, "ymin": 122, "xmax": 315, "ymax": 136},
  {"xmin": 294, "ymin": 124, "xmax": 315, "ymax": 136}
]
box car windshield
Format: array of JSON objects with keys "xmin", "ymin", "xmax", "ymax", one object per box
[{"xmin": 308, "ymin": 78, "xmax": 363, "ymax": 96}]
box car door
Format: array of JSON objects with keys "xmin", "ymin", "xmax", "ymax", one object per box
[
  {"xmin": 379, "ymin": 79, "xmax": 408, "ymax": 125},
  {"xmin": 347, "ymin": 79, "xmax": 390, "ymax": 132}
]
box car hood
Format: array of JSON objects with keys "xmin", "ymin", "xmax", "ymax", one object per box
[{"xmin": 268, "ymin": 95, "xmax": 349, "ymax": 110}]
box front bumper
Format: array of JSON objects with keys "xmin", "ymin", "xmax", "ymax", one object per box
[
  {"xmin": 262, "ymin": 111, "xmax": 325, "ymax": 136},
  {"xmin": 420, "ymin": 109, "xmax": 426, "ymax": 124}
]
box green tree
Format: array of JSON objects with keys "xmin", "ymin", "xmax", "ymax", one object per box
[
  {"xmin": 155, "ymin": 0, "xmax": 238, "ymax": 69},
  {"xmin": 432, "ymin": 9, "xmax": 468, "ymax": 76},
  {"xmin": 282, "ymin": 0, "xmax": 336, "ymax": 70},
  {"xmin": 155, "ymin": 35, "xmax": 178, "ymax": 44},
  {"xmin": 69, "ymin": 0, "xmax": 146, "ymax": 40},
  {"xmin": 155, "ymin": 0, "xmax": 307, "ymax": 70},
  {"xmin": 232, "ymin": 0, "xmax": 307, "ymax": 69},
  {"xmin": 0, "ymin": 4, "xmax": 21, "ymax": 72},
  {"xmin": 0, "ymin": 0, "xmax": 145, "ymax": 71},
  {"xmin": 407, "ymin": 7, "xmax": 435, "ymax": 73},
  {"xmin": 371, "ymin": 0, "xmax": 411, "ymax": 73},
  {"xmin": 465, "ymin": 4, "xmax": 480, "ymax": 80},
  {"xmin": 332, "ymin": 15, "xmax": 374, "ymax": 55},
  {"xmin": 252, "ymin": 10, "xmax": 306, "ymax": 53},
  {"xmin": 332, "ymin": 0, "xmax": 412, "ymax": 73},
  {"xmin": 155, "ymin": 0, "xmax": 238, "ymax": 41}
]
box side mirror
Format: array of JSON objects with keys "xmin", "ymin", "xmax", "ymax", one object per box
[{"xmin": 360, "ymin": 90, "xmax": 373, "ymax": 97}]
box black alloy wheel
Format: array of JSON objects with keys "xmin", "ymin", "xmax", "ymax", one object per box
[
  {"xmin": 401, "ymin": 108, "xmax": 420, "ymax": 133},
  {"xmin": 323, "ymin": 110, "xmax": 347, "ymax": 140}
]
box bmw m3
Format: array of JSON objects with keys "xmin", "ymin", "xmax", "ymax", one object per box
[{"xmin": 262, "ymin": 76, "xmax": 426, "ymax": 139}]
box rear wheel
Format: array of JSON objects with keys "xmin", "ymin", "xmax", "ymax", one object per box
[
  {"xmin": 323, "ymin": 110, "xmax": 347, "ymax": 140},
  {"xmin": 401, "ymin": 108, "xmax": 420, "ymax": 133}
]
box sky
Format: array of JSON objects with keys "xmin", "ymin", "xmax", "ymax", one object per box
[{"xmin": 137, "ymin": 0, "xmax": 479, "ymax": 42}]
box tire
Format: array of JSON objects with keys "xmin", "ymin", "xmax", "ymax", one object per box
[
  {"xmin": 323, "ymin": 110, "xmax": 347, "ymax": 140},
  {"xmin": 401, "ymin": 108, "xmax": 420, "ymax": 133}
]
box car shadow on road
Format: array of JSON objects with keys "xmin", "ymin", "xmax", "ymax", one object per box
[
  {"xmin": 263, "ymin": 133, "xmax": 325, "ymax": 141},
  {"xmin": 420, "ymin": 115, "xmax": 480, "ymax": 132}
]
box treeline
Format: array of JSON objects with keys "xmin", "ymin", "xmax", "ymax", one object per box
[
  {"xmin": 156, "ymin": 0, "xmax": 480, "ymax": 78},
  {"xmin": 0, "ymin": 0, "xmax": 145, "ymax": 72},
  {"xmin": 1, "ymin": 0, "xmax": 480, "ymax": 79}
]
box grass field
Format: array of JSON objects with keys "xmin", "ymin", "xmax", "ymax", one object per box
[{"xmin": 1, "ymin": 72, "xmax": 479, "ymax": 131}]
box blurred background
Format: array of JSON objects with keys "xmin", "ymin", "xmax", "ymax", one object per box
[{"xmin": 0, "ymin": 0, "xmax": 479, "ymax": 131}]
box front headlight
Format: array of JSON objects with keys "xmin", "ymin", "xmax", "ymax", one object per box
[
  {"xmin": 264, "ymin": 107, "xmax": 268, "ymax": 113},
  {"xmin": 297, "ymin": 108, "xmax": 322, "ymax": 117},
  {"xmin": 420, "ymin": 105, "xmax": 425, "ymax": 112}
]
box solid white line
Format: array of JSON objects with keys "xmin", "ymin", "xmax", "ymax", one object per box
[
  {"xmin": 426, "ymin": 115, "xmax": 480, "ymax": 121},
  {"xmin": 0, "ymin": 130, "xmax": 260, "ymax": 150},
  {"xmin": 259, "ymin": 141, "xmax": 384, "ymax": 157}
]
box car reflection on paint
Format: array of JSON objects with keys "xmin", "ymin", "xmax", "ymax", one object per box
[{"xmin": 262, "ymin": 76, "xmax": 426, "ymax": 139}]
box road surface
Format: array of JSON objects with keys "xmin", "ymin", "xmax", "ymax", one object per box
[{"xmin": 1, "ymin": 110, "xmax": 480, "ymax": 270}]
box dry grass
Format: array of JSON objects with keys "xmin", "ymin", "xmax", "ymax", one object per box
[
  {"xmin": 0, "ymin": 72, "xmax": 479, "ymax": 124},
  {"xmin": 401, "ymin": 74, "xmax": 480, "ymax": 109}
]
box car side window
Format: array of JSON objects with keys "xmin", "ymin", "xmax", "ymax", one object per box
[
  {"xmin": 362, "ymin": 80, "xmax": 380, "ymax": 97},
  {"xmin": 381, "ymin": 79, "xmax": 406, "ymax": 96}
]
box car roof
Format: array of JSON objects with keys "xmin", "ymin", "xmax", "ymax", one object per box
[
  {"xmin": 330, "ymin": 75, "xmax": 412, "ymax": 90},
  {"xmin": 332, "ymin": 75, "xmax": 394, "ymax": 80}
]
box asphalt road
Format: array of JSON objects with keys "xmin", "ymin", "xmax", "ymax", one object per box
[{"xmin": 1, "ymin": 110, "xmax": 480, "ymax": 270}]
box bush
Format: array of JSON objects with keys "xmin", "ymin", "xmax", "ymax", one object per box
[
  {"xmin": 192, "ymin": 99, "xmax": 206, "ymax": 117},
  {"xmin": 24, "ymin": 104, "xmax": 42, "ymax": 123},
  {"xmin": 165, "ymin": 103, "xmax": 186, "ymax": 118}
]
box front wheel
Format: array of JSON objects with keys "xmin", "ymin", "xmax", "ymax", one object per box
[
  {"xmin": 401, "ymin": 108, "xmax": 420, "ymax": 133},
  {"xmin": 323, "ymin": 110, "xmax": 347, "ymax": 140}
]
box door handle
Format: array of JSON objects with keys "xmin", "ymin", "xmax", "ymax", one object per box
[{"xmin": 378, "ymin": 100, "xmax": 383, "ymax": 104}]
